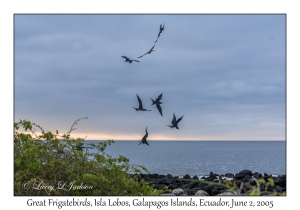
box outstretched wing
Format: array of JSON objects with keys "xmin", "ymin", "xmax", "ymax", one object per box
[
  {"xmin": 142, "ymin": 127, "xmax": 149, "ymax": 146},
  {"xmin": 176, "ymin": 115, "xmax": 184, "ymax": 123},
  {"xmin": 156, "ymin": 104, "xmax": 163, "ymax": 117},
  {"xmin": 171, "ymin": 113, "xmax": 176, "ymax": 125},
  {"xmin": 155, "ymin": 32, "xmax": 161, "ymax": 43},
  {"xmin": 136, "ymin": 94, "xmax": 143, "ymax": 108},
  {"xmin": 141, "ymin": 133, "xmax": 148, "ymax": 143},
  {"xmin": 149, "ymin": 45, "xmax": 155, "ymax": 52},
  {"xmin": 156, "ymin": 93, "xmax": 163, "ymax": 101},
  {"xmin": 121, "ymin": 56, "xmax": 128, "ymax": 60},
  {"xmin": 139, "ymin": 45, "xmax": 155, "ymax": 58},
  {"xmin": 138, "ymin": 53, "xmax": 147, "ymax": 58},
  {"xmin": 150, "ymin": 98, "xmax": 155, "ymax": 105},
  {"xmin": 155, "ymin": 24, "xmax": 165, "ymax": 43}
]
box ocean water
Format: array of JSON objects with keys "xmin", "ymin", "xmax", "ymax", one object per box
[{"xmin": 86, "ymin": 140, "xmax": 286, "ymax": 177}]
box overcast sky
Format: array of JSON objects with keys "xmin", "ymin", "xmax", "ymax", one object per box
[{"xmin": 14, "ymin": 14, "xmax": 286, "ymax": 140}]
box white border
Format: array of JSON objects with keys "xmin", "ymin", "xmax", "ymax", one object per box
[{"xmin": 2, "ymin": 1, "xmax": 298, "ymax": 209}]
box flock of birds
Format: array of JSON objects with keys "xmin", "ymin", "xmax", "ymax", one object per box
[
  {"xmin": 121, "ymin": 24, "xmax": 184, "ymax": 146},
  {"xmin": 121, "ymin": 24, "xmax": 164, "ymax": 64}
]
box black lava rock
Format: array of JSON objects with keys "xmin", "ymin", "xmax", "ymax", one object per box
[
  {"xmin": 151, "ymin": 174, "xmax": 160, "ymax": 179},
  {"xmin": 158, "ymin": 177, "xmax": 173, "ymax": 185},
  {"xmin": 151, "ymin": 183, "xmax": 165, "ymax": 190},
  {"xmin": 234, "ymin": 170, "xmax": 253, "ymax": 180},
  {"xmin": 275, "ymin": 175, "xmax": 286, "ymax": 187},
  {"xmin": 225, "ymin": 173, "xmax": 234, "ymax": 178},
  {"xmin": 205, "ymin": 176, "xmax": 215, "ymax": 181},
  {"xmin": 186, "ymin": 188, "xmax": 203, "ymax": 196},
  {"xmin": 183, "ymin": 174, "xmax": 191, "ymax": 179},
  {"xmin": 203, "ymin": 185, "xmax": 216, "ymax": 196},
  {"xmin": 168, "ymin": 183, "xmax": 179, "ymax": 190},
  {"xmin": 192, "ymin": 175, "xmax": 199, "ymax": 180},
  {"xmin": 243, "ymin": 175, "xmax": 252, "ymax": 182},
  {"xmin": 253, "ymin": 172, "xmax": 262, "ymax": 179},
  {"xmin": 166, "ymin": 174, "xmax": 173, "ymax": 179}
]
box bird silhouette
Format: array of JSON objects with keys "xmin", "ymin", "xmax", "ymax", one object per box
[
  {"xmin": 155, "ymin": 23, "xmax": 165, "ymax": 43},
  {"xmin": 121, "ymin": 56, "xmax": 140, "ymax": 63},
  {"xmin": 138, "ymin": 127, "xmax": 149, "ymax": 146},
  {"xmin": 138, "ymin": 44, "xmax": 155, "ymax": 58},
  {"xmin": 150, "ymin": 93, "xmax": 163, "ymax": 117},
  {"xmin": 133, "ymin": 94, "xmax": 151, "ymax": 111},
  {"xmin": 167, "ymin": 113, "xmax": 184, "ymax": 129}
]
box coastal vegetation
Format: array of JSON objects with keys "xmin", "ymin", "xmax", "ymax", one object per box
[
  {"xmin": 14, "ymin": 117, "xmax": 164, "ymax": 196},
  {"xmin": 14, "ymin": 117, "xmax": 285, "ymax": 196}
]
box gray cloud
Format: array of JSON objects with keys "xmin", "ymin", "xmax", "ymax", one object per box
[{"xmin": 15, "ymin": 14, "xmax": 286, "ymax": 140}]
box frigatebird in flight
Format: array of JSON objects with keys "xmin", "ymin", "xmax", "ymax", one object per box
[
  {"xmin": 138, "ymin": 44, "xmax": 155, "ymax": 58},
  {"xmin": 167, "ymin": 113, "xmax": 184, "ymax": 129},
  {"xmin": 133, "ymin": 94, "xmax": 151, "ymax": 111},
  {"xmin": 121, "ymin": 56, "xmax": 140, "ymax": 64},
  {"xmin": 155, "ymin": 23, "xmax": 165, "ymax": 43},
  {"xmin": 138, "ymin": 127, "xmax": 149, "ymax": 146},
  {"xmin": 150, "ymin": 93, "xmax": 163, "ymax": 117}
]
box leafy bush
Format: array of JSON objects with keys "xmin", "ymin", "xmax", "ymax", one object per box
[{"xmin": 14, "ymin": 117, "xmax": 163, "ymax": 196}]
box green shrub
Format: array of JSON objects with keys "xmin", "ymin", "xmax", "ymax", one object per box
[{"xmin": 14, "ymin": 117, "xmax": 163, "ymax": 196}]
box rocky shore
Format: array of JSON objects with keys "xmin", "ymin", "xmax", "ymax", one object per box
[{"xmin": 131, "ymin": 170, "xmax": 286, "ymax": 196}]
